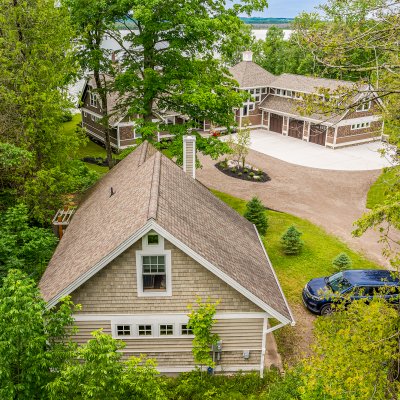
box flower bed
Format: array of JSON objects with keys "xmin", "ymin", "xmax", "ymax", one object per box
[{"xmin": 216, "ymin": 160, "xmax": 271, "ymax": 182}]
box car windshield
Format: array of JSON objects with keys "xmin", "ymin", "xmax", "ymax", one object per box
[{"xmin": 327, "ymin": 272, "xmax": 352, "ymax": 293}]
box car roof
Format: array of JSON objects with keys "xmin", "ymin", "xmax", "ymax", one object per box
[{"xmin": 342, "ymin": 270, "xmax": 399, "ymax": 286}]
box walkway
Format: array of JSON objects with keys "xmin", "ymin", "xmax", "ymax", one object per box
[{"xmin": 222, "ymin": 129, "xmax": 393, "ymax": 171}]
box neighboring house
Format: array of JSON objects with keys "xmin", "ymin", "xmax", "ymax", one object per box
[
  {"xmin": 229, "ymin": 51, "xmax": 384, "ymax": 148},
  {"xmin": 39, "ymin": 137, "xmax": 294, "ymax": 375},
  {"xmin": 80, "ymin": 76, "xmax": 189, "ymax": 150}
]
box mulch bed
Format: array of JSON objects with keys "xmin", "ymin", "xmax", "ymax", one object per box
[{"xmin": 215, "ymin": 162, "xmax": 271, "ymax": 183}]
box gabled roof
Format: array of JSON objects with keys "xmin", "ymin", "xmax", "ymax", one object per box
[
  {"xmin": 39, "ymin": 142, "xmax": 293, "ymax": 324},
  {"xmin": 229, "ymin": 61, "xmax": 276, "ymax": 88},
  {"xmin": 270, "ymin": 73, "xmax": 355, "ymax": 94},
  {"xmin": 259, "ymin": 95, "xmax": 344, "ymax": 125}
]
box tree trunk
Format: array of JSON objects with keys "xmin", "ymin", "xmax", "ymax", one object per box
[{"xmin": 93, "ymin": 71, "xmax": 114, "ymax": 169}]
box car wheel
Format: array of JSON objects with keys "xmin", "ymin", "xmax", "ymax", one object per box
[{"xmin": 320, "ymin": 304, "xmax": 333, "ymax": 316}]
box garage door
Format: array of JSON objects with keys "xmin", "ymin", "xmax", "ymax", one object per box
[
  {"xmin": 288, "ymin": 119, "xmax": 304, "ymax": 140},
  {"xmin": 309, "ymin": 124, "xmax": 327, "ymax": 146},
  {"xmin": 269, "ymin": 113, "xmax": 283, "ymax": 134}
]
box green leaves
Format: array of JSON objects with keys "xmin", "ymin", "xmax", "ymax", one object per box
[
  {"xmin": 244, "ymin": 196, "xmax": 268, "ymax": 236},
  {"xmin": 281, "ymin": 225, "xmax": 304, "ymax": 255},
  {"xmin": 187, "ymin": 297, "xmax": 220, "ymax": 369},
  {"xmin": 0, "ymin": 270, "xmax": 77, "ymax": 400}
]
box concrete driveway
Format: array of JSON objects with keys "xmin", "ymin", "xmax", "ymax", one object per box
[{"xmin": 224, "ymin": 129, "xmax": 393, "ymax": 171}]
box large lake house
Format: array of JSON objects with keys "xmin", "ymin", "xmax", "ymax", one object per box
[
  {"xmin": 80, "ymin": 52, "xmax": 383, "ymax": 150},
  {"xmin": 39, "ymin": 138, "xmax": 294, "ymax": 375}
]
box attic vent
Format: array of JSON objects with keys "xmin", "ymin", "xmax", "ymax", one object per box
[
  {"xmin": 242, "ymin": 51, "xmax": 253, "ymax": 62},
  {"xmin": 52, "ymin": 207, "xmax": 75, "ymax": 239},
  {"xmin": 110, "ymin": 187, "xmax": 116, "ymax": 197}
]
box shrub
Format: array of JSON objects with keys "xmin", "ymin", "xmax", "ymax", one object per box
[
  {"xmin": 281, "ymin": 226, "xmax": 303, "ymax": 255},
  {"xmin": 231, "ymin": 167, "xmax": 237, "ymax": 173},
  {"xmin": 238, "ymin": 172, "xmax": 242, "ymax": 176},
  {"xmin": 244, "ymin": 197, "xmax": 268, "ymax": 236},
  {"xmin": 243, "ymin": 168, "xmax": 249, "ymax": 173},
  {"xmin": 249, "ymin": 172, "xmax": 255, "ymax": 177},
  {"xmin": 332, "ymin": 253, "xmax": 352, "ymax": 271}
]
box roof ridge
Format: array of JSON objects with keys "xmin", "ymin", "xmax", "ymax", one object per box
[
  {"xmin": 147, "ymin": 151, "xmax": 161, "ymax": 220},
  {"xmin": 138, "ymin": 141, "xmax": 149, "ymax": 166}
]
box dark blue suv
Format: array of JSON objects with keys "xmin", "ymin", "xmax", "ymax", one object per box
[{"xmin": 302, "ymin": 269, "xmax": 400, "ymax": 315}]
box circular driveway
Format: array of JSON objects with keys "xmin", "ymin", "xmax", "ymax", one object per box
[{"xmin": 225, "ymin": 129, "xmax": 393, "ymax": 171}]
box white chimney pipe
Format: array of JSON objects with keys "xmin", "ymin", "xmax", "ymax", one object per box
[
  {"xmin": 242, "ymin": 51, "xmax": 253, "ymax": 62},
  {"xmin": 183, "ymin": 135, "xmax": 196, "ymax": 179}
]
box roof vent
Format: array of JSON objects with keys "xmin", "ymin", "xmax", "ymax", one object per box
[
  {"xmin": 183, "ymin": 135, "xmax": 196, "ymax": 179},
  {"xmin": 242, "ymin": 51, "xmax": 253, "ymax": 62}
]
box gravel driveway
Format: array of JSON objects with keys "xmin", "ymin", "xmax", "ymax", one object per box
[{"xmin": 197, "ymin": 149, "xmax": 389, "ymax": 267}]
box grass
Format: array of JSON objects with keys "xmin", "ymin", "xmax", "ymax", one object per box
[
  {"xmin": 366, "ymin": 167, "xmax": 399, "ymax": 209},
  {"xmin": 62, "ymin": 114, "xmax": 109, "ymax": 175},
  {"xmin": 213, "ymin": 190, "xmax": 381, "ymax": 303}
]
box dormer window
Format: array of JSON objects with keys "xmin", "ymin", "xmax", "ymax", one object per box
[
  {"xmin": 89, "ymin": 92, "xmax": 98, "ymax": 107},
  {"xmin": 357, "ymin": 101, "xmax": 371, "ymax": 112}
]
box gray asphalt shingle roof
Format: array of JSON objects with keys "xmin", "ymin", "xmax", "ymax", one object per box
[
  {"xmin": 39, "ymin": 142, "xmax": 293, "ymax": 323},
  {"xmin": 229, "ymin": 61, "xmax": 276, "ymax": 88}
]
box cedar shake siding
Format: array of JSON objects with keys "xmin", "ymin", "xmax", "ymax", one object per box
[
  {"xmin": 71, "ymin": 239, "xmax": 263, "ymax": 314},
  {"xmin": 82, "ymin": 110, "xmax": 119, "ymax": 148},
  {"xmin": 73, "ymin": 318, "xmax": 264, "ymax": 372}
]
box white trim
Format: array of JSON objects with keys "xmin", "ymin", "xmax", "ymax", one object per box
[
  {"xmin": 46, "ymin": 221, "xmax": 155, "ymax": 308},
  {"xmin": 260, "ymin": 107, "xmax": 334, "ymax": 126},
  {"xmin": 260, "ymin": 317, "xmax": 268, "ymax": 377},
  {"xmin": 73, "ymin": 312, "xmax": 269, "ymax": 322},
  {"xmin": 253, "ymin": 225, "xmax": 295, "ymax": 326},
  {"xmin": 47, "ymin": 221, "xmax": 291, "ymax": 326},
  {"xmin": 117, "ymin": 125, "xmax": 121, "ymax": 148},
  {"xmin": 81, "ymin": 107, "xmax": 103, "ymax": 119},
  {"xmin": 156, "ymin": 365, "xmax": 261, "ymax": 373},
  {"xmin": 136, "ymin": 249, "xmax": 172, "ymax": 297},
  {"xmin": 337, "ymin": 115, "xmax": 380, "ymax": 127},
  {"xmin": 118, "ymin": 122, "xmax": 136, "ymax": 127},
  {"xmin": 265, "ymin": 322, "xmax": 286, "ymax": 334},
  {"xmin": 153, "ymin": 222, "xmax": 292, "ymax": 325}
]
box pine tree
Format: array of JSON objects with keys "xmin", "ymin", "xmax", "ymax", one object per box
[
  {"xmin": 244, "ymin": 197, "xmax": 268, "ymax": 236},
  {"xmin": 281, "ymin": 226, "xmax": 303, "ymax": 255},
  {"xmin": 332, "ymin": 253, "xmax": 352, "ymax": 272}
]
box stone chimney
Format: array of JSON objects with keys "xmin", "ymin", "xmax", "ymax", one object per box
[
  {"xmin": 242, "ymin": 51, "xmax": 253, "ymax": 62},
  {"xmin": 183, "ymin": 135, "xmax": 196, "ymax": 179}
]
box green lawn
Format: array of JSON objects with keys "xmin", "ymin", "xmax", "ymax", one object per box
[
  {"xmin": 62, "ymin": 114, "xmax": 109, "ymax": 174},
  {"xmin": 366, "ymin": 167, "xmax": 399, "ymax": 209},
  {"xmin": 213, "ymin": 190, "xmax": 381, "ymax": 303}
]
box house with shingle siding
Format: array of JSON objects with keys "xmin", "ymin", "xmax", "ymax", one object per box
[
  {"xmin": 39, "ymin": 138, "xmax": 294, "ymax": 375},
  {"xmin": 230, "ymin": 51, "xmax": 384, "ymax": 148}
]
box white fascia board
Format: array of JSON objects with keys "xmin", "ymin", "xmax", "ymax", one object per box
[
  {"xmin": 81, "ymin": 108, "xmax": 103, "ymax": 119},
  {"xmin": 253, "ymin": 225, "xmax": 295, "ymax": 326},
  {"xmin": 47, "ymin": 219, "xmax": 291, "ymax": 327},
  {"xmin": 45, "ymin": 221, "xmax": 156, "ymax": 309},
  {"xmin": 151, "ymin": 222, "xmax": 292, "ymax": 326}
]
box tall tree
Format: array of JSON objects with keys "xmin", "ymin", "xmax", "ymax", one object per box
[
  {"xmin": 0, "ymin": 0, "xmax": 78, "ymax": 170},
  {"xmin": 65, "ymin": 0, "xmax": 130, "ymax": 168},
  {"xmin": 111, "ymin": 0, "xmax": 266, "ymax": 158},
  {"xmin": 293, "ymin": 0, "xmax": 400, "ymax": 266},
  {"xmin": 0, "ymin": 270, "xmax": 77, "ymax": 400}
]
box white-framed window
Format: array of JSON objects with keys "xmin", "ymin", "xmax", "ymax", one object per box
[
  {"xmin": 91, "ymin": 114, "xmax": 95, "ymax": 121},
  {"xmin": 286, "ymin": 90, "xmax": 292, "ymax": 97},
  {"xmin": 356, "ymin": 101, "xmax": 371, "ymax": 112},
  {"xmin": 249, "ymin": 103, "xmax": 255, "ymax": 111},
  {"xmin": 351, "ymin": 122, "xmax": 371, "ymax": 130},
  {"xmin": 89, "ymin": 92, "xmax": 98, "ymax": 107},
  {"xmin": 116, "ymin": 325, "xmax": 131, "ymax": 337},
  {"xmin": 138, "ymin": 325, "xmax": 152, "ymax": 336},
  {"xmin": 83, "ymin": 111, "xmax": 87, "ymax": 117},
  {"xmin": 181, "ymin": 324, "xmax": 193, "ymax": 335},
  {"xmin": 133, "ymin": 129, "xmax": 142, "ymax": 139},
  {"xmin": 270, "ymin": 88, "xmax": 276, "ymax": 94},
  {"xmin": 249, "ymin": 89, "xmax": 255, "ymax": 94},
  {"xmin": 159, "ymin": 324, "xmax": 174, "ymax": 336},
  {"xmin": 255, "ymin": 88, "xmax": 260, "ymax": 94},
  {"xmin": 242, "ymin": 105, "xmax": 248, "ymax": 116},
  {"xmin": 261, "ymin": 88, "xmax": 266, "ymax": 94},
  {"xmin": 136, "ymin": 233, "xmax": 172, "ymax": 297}
]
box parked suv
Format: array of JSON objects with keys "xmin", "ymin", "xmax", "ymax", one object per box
[{"xmin": 302, "ymin": 269, "xmax": 400, "ymax": 315}]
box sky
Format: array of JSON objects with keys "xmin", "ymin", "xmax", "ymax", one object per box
[{"xmin": 235, "ymin": 0, "xmax": 323, "ymax": 18}]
